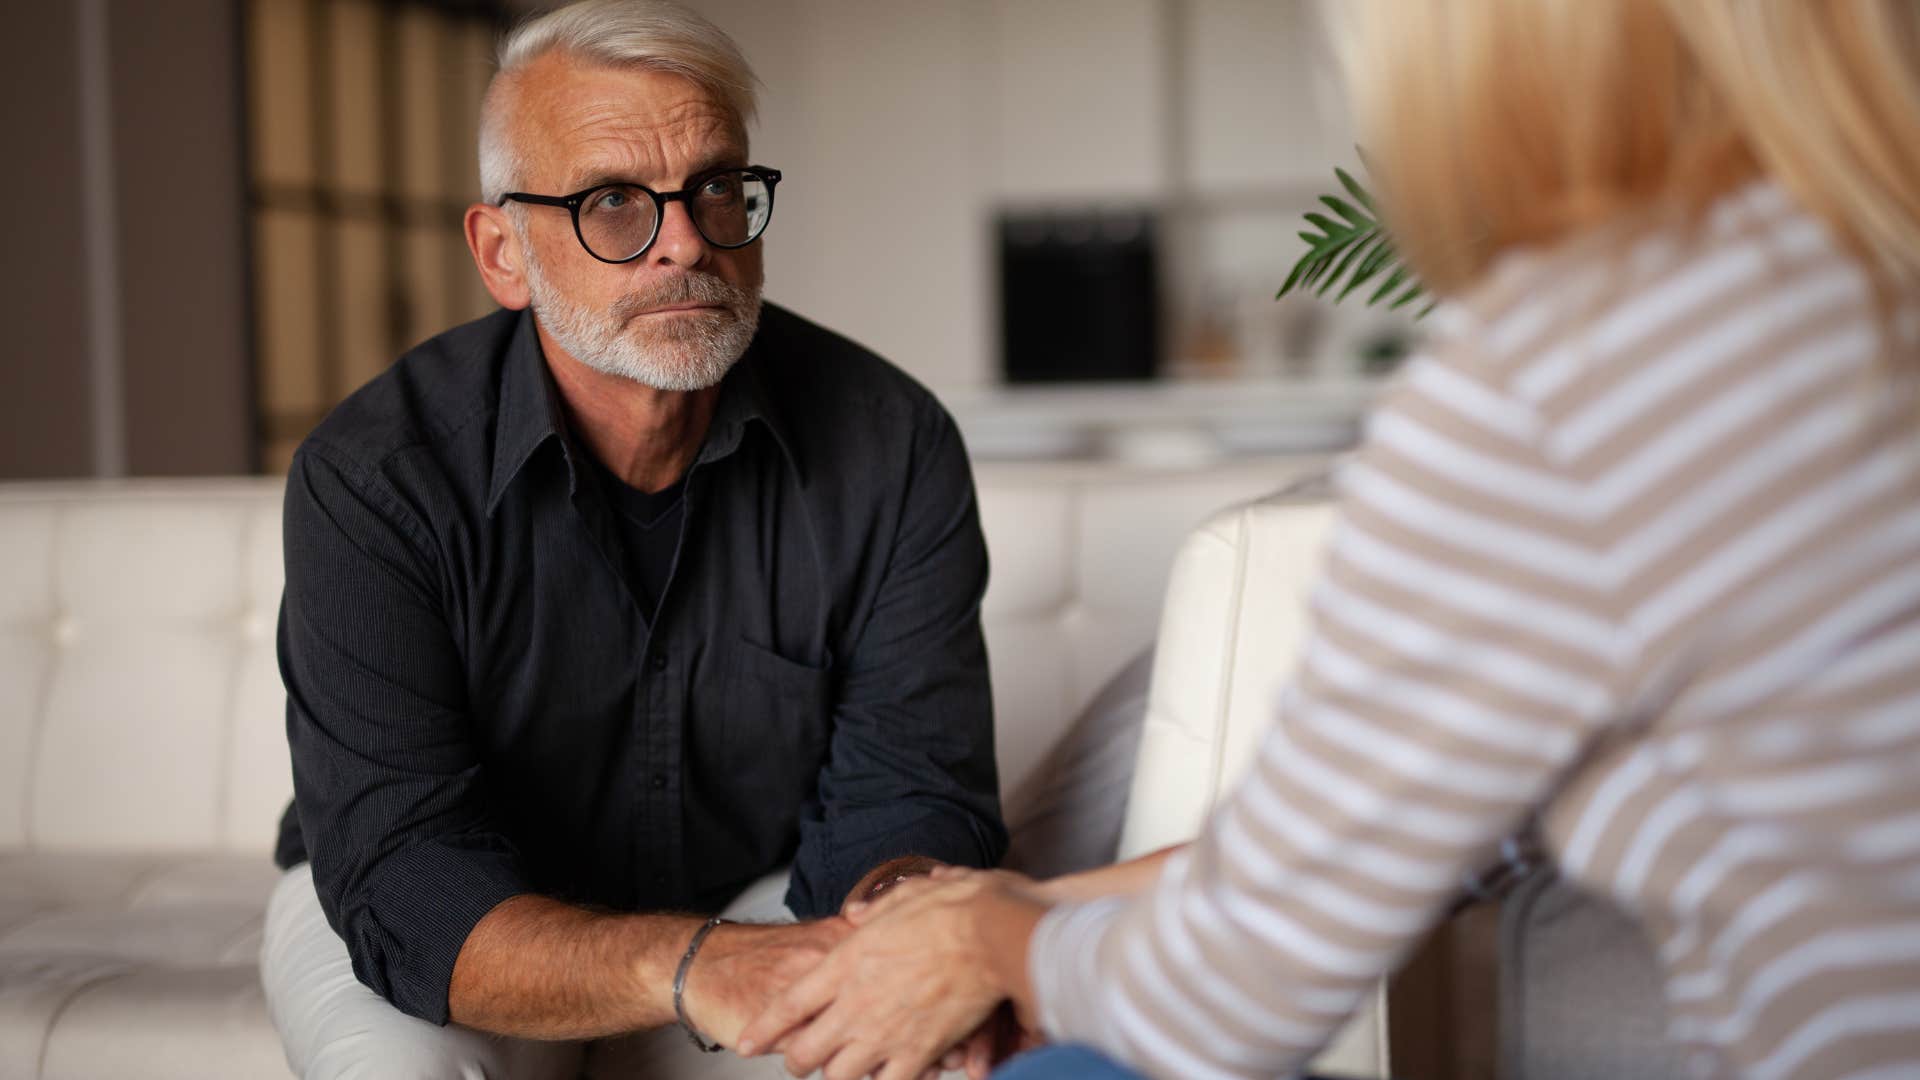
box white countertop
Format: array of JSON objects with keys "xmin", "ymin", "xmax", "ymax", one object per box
[{"xmin": 943, "ymin": 376, "xmax": 1385, "ymax": 465}]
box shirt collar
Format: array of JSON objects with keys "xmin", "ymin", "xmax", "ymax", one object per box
[
  {"xmin": 693, "ymin": 319, "xmax": 803, "ymax": 479},
  {"xmin": 487, "ymin": 311, "xmax": 569, "ymax": 516},
  {"xmin": 486, "ymin": 307, "xmax": 803, "ymax": 517}
]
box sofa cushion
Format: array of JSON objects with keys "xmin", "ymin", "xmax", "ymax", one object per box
[
  {"xmin": 0, "ymin": 953, "xmax": 138, "ymax": 1075},
  {"xmin": 34, "ymin": 964, "xmax": 288, "ymax": 1080},
  {"xmin": 0, "ymin": 853, "xmax": 276, "ymax": 965},
  {"xmin": 0, "ymin": 852, "xmax": 286, "ymax": 1079},
  {"xmin": 0, "ymin": 852, "xmax": 279, "ymax": 915},
  {"xmin": 0, "ymin": 482, "xmax": 288, "ymax": 855}
]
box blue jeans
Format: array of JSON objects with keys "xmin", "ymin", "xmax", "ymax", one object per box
[
  {"xmin": 992, "ymin": 1045, "xmax": 1147, "ymax": 1080},
  {"xmin": 993, "ymin": 1045, "xmax": 1355, "ymax": 1079}
]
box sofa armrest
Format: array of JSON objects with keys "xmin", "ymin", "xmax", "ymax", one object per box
[
  {"xmin": 1113, "ymin": 496, "xmax": 1391, "ymax": 1078},
  {"xmin": 1118, "ymin": 497, "xmax": 1336, "ymax": 860}
]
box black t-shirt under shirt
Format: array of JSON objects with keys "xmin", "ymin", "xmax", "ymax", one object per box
[{"xmin": 586, "ymin": 452, "xmax": 686, "ymax": 623}]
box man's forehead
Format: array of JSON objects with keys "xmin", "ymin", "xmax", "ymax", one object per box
[{"xmin": 512, "ymin": 54, "xmax": 746, "ymax": 183}]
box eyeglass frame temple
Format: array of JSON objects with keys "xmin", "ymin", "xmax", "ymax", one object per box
[{"xmin": 496, "ymin": 166, "xmax": 782, "ymax": 264}]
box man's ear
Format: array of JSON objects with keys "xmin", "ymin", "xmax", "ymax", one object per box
[{"xmin": 465, "ymin": 203, "xmax": 533, "ymax": 311}]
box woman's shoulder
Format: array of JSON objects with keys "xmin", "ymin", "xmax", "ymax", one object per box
[{"xmin": 1421, "ymin": 181, "xmax": 1872, "ymax": 422}]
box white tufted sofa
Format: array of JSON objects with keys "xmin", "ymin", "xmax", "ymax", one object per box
[{"xmin": 0, "ymin": 459, "xmax": 1396, "ymax": 1080}]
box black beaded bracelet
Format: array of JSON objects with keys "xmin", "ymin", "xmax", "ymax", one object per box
[{"xmin": 672, "ymin": 915, "xmax": 732, "ymax": 1053}]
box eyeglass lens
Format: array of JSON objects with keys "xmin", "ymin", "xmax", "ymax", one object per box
[{"xmin": 578, "ymin": 171, "xmax": 773, "ymax": 261}]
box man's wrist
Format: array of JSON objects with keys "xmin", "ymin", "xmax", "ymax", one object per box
[
  {"xmin": 671, "ymin": 919, "xmax": 760, "ymax": 1038},
  {"xmin": 673, "ymin": 916, "xmax": 731, "ymax": 1051}
]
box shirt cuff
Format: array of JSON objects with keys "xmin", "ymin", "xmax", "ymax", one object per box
[
  {"xmin": 350, "ymin": 837, "xmax": 529, "ymax": 1025},
  {"xmin": 1027, "ymin": 895, "xmax": 1130, "ymax": 1046},
  {"xmin": 786, "ymin": 801, "xmax": 1002, "ymax": 918}
]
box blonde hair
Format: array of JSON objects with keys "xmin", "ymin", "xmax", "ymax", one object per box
[
  {"xmin": 478, "ymin": 0, "xmax": 759, "ymax": 203},
  {"xmin": 1340, "ymin": 0, "xmax": 1920, "ymax": 295}
]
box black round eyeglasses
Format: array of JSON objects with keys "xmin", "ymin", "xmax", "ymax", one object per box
[{"xmin": 499, "ymin": 165, "xmax": 782, "ymax": 264}]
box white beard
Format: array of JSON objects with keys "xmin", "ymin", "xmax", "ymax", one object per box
[{"xmin": 520, "ymin": 239, "xmax": 762, "ymax": 393}]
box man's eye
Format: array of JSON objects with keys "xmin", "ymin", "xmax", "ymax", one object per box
[
  {"xmin": 700, "ymin": 176, "xmax": 740, "ymax": 199},
  {"xmin": 588, "ymin": 190, "xmax": 629, "ymax": 212}
]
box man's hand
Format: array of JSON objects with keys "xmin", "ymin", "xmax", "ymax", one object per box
[
  {"xmin": 738, "ymin": 870, "xmax": 1051, "ymax": 1080},
  {"xmin": 679, "ymin": 919, "xmax": 854, "ymax": 1050}
]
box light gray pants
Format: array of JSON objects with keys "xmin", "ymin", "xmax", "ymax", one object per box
[{"xmin": 259, "ymin": 862, "xmax": 801, "ymax": 1080}]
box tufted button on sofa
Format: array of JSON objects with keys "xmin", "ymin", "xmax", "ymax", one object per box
[{"xmin": 2, "ymin": 460, "xmax": 1370, "ymax": 1080}]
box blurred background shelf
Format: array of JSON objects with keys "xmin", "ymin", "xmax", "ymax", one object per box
[{"xmin": 951, "ymin": 375, "xmax": 1381, "ymax": 464}]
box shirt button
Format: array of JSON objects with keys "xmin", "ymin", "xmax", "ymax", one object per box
[
  {"xmin": 650, "ymin": 773, "xmax": 668, "ymax": 790},
  {"xmin": 649, "ymin": 648, "xmax": 668, "ymax": 671}
]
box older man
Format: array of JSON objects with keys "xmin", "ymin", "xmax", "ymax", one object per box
[{"xmin": 257, "ymin": 2, "xmax": 1005, "ymax": 1075}]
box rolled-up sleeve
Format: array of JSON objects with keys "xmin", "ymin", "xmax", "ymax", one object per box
[
  {"xmin": 279, "ymin": 445, "xmax": 529, "ymax": 1024},
  {"xmin": 785, "ymin": 406, "xmax": 1008, "ymax": 916}
]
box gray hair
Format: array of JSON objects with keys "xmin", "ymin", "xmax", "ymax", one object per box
[{"xmin": 478, "ymin": 0, "xmax": 760, "ymax": 203}]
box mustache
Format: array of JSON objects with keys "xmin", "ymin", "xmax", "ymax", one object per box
[{"xmin": 610, "ymin": 272, "xmax": 758, "ymax": 321}]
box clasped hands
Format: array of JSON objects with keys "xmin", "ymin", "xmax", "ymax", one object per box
[{"xmin": 688, "ymin": 866, "xmax": 1053, "ymax": 1080}]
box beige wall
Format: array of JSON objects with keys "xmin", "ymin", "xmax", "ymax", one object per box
[
  {"xmin": 3, "ymin": 0, "xmax": 252, "ymax": 480},
  {"xmin": 5, "ymin": 3, "xmax": 97, "ymax": 479},
  {"xmin": 111, "ymin": 0, "xmax": 254, "ymax": 477}
]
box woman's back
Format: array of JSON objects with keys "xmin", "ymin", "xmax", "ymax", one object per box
[
  {"xmin": 1029, "ymin": 179, "xmax": 1920, "ymax": 1080},
  {"xmin": 1424, "ymin": 179, "xmax": 1920, "ymax": 1076},
  {"xmin": 1021, "ymin": 6, "xmax": 1920, "ymax": 1077}
]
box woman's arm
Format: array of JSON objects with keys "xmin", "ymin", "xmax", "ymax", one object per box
[
  {"xmin": 1033, "ymin": 844, "xmax": 1186, "ymax": 904},
  {"xmin": 1023, "ymin": 347, "xmax": 1618, "ymax": 1078}
]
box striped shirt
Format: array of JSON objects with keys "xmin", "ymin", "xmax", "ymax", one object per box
[{"xmin": 1029, "ymin": 182, "xmax": 1920, "ymax": 1079}]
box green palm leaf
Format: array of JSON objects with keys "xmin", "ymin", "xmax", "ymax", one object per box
[{"xmin": 1278, "ymin": 166, "xmax": 1433, "ymax": 318}]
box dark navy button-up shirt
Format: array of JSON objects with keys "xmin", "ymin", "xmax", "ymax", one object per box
[{"xmin": 272, "ymin": 303, "xmax": 1005, "ymax": 1024}]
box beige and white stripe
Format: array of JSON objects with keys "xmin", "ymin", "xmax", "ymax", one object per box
[{"xmin": 1030, "ymin": 182, "xmax": 1920, "ymax": 1079}]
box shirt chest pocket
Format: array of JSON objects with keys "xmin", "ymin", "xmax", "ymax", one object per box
[{"xmin": 717, "ymin": 637, "xmax": 833, "ymax": 802}]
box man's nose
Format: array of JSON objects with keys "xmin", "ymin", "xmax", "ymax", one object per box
[{"xmin": 649, "ymin": 199, "xmax": 710, "ymax": 268}]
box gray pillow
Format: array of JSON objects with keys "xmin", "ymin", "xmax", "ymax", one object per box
[
  {"xmin": 1501, "ymin": 872, "xmax": 1687, "ymax": 1080},
  {"xmin": 1001, "ymin": 648, "xmax": 1155, "ymax": 879}
]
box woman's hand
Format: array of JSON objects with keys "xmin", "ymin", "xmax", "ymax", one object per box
[
  {"xmin": 737, "ymin": 870, "xmax": 1050, "ymax": 1080},
  {"xmin": 843, "ymin": 864, "xmax": 1040, "ymax": 924}
]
